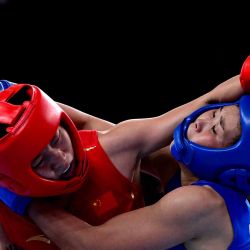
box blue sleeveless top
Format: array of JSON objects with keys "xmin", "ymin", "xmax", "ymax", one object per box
[{"xmin": 165, "ymin": 170, "xmax": 250, "ymax": 250}]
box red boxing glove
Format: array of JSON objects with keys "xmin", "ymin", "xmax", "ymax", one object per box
[{"xmin": 240, "ymin": 55, "xmax": 250, "ymax": 92}]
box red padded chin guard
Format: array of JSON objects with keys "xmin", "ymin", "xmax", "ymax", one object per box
[
  {"xmin": 0, "ymin": 84, "xmax": 88, "ymax": 197},
  {"xmin": 240, "ymin": 55, "xmax": 250, "ymax": 92}
]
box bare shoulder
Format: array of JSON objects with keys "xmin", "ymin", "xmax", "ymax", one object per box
[
  {"xmin": 98, "ymin": 120, "xmax": 140, "ymax": 155},
  {"xmin": 160, "ymin": 185, "xmax": 226, "ymax": 212},
  {"xmin": 157, "ymin": 185, "xmax": 231, "ymax": 239}
]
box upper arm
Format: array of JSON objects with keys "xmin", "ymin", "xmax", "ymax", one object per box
[
  {"xmin": 57, "ymin": 102, "xmax": 115, "ymax": 130},
  {"xmin": 101, "ymin": 116, "xmax": 171, "ymax": 160}
]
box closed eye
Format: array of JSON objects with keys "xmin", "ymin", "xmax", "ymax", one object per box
[
  {"xmin": 32, "ymin": 155, "xmax": 43, "ymax": 169},
  {"xmin": 211, "ymin": 125, "xmax": 217, "ymax": 134},
  {"xmin": 51, "ymin": 130, "xmax": 60, "ymax": 146}
]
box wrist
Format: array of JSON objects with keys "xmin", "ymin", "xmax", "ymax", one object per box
[
  {"xmin": 203, "ymin": 90, "xmax": 220, "ymax": 104},
  {"xmin": 28, "ymin": 199, "xmax": 54, "ymax": 219}
]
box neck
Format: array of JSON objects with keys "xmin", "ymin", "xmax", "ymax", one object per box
[{"xmin": 178, "ymin": 163, "xmax": 199, "ymax": 186}]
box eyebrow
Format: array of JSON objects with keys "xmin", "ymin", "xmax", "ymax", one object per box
[{"xmin": 219, "ymin": 107, "xmax": 225, "ymax": 131}]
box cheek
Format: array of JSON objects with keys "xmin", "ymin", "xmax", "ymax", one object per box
[
  {"xmin": 62, "ymin": 141, "xmax": 73, "ymax": 159},
  {"xmin": 34, "ymin": 166, "xmax": 58, "ymax": 180},
  {"xmin": 64, "ymin": 138, "xmax": 74, "ymax": 156},
  {"xmin": 189, "ymin": 132, "xmax": 218, "ymax": 148},
  {"xmin": 186, "ymin": 126, "xmax": 193, "ymax": 140},
  {"xmin": 186, "ymin": 124, "xmax": 197, "ymax": 141},
  {"xmin": 61, "ymin": 131, "xmax": 74, "ymax": 153},
  {"xmin": 34, "ymin": 168, "xmax": 48, "ymax": 178}
]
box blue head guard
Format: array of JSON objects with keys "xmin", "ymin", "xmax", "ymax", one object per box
[{"xmin": 171, "ymin": 94, "xmax": 250, "ymax": 195}]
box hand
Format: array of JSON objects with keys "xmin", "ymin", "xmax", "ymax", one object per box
[
  {"xmin": 0, "ymin": 187, "xmax": 32, "ymax": 216},
  {"xmin": 0, "ymin": 224, "xmax": 23, "ymax": 250},
  {"xmin": 27, "ymin": 195, "xmax": 70, "ymax": 220}
]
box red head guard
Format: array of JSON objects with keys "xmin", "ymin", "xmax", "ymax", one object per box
[{"xmin": 0, "ymin": 84, "xmax": 88, "ymax": 197}]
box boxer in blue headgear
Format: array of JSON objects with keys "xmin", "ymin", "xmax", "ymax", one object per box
[
  {"xmin": 171, "ymin": 57, "xmax": 250, "ymax": 195},
  {"xmin": 170, "ymin": 96, "xmax": 250, "ymax": 193}
]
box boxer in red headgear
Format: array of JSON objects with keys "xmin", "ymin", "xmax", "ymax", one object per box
[
  {"xmin": 0, "ymin": 83, "xmax": 144, "ymax": 249},
  {"xmin": 0, "ymin": 84, "xmax": 87, "ymax": 196}
]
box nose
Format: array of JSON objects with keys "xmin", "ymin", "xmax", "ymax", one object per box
[
  {"xmin": 195, "ymin": 118, "xmax": 211, "ymax": 132},
  {"xmin": 44, "ymin": 146, "xmax": 67, "ymax": 171}
]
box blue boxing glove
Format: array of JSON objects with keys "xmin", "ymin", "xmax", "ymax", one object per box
[
  {"xmin": 0, "ymin": 80, "xmax": 16, "ymax": 91},
  {"xmin": 0, "ymin": 187, "xmax": 32, "ymax": 215}
]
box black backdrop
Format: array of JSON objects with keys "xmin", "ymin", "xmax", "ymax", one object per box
[{"xmin": 1, "ymin": 1, "xmax": 250, "ymax": 123}]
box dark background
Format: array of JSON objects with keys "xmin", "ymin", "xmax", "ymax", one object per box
[{"xmin": 0, "ymin": 1, "xmax": 250, "ymax": 123}]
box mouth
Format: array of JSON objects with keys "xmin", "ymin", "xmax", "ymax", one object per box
[{"xmin": 61, "ymin": 161, "xmax": 75, "ymax": 179}]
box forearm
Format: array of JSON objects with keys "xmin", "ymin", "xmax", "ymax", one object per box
[
  {"xmin": 162, "ymin": 74, "xmax": 243, "ymax": 141},
  {"xmin": 28, "ymin": 202, "xmax": 165, "ymax": 250},
  {"xmin": 57, "ymin": 102, "xmax": 115, "ymax": 131},
  {"xmin": 121, "ymin": 74, "xmax": 244, "ymax": 156},
  {"xmin": 206, "ymin": 75, "xmax": 243, "ymax": 103},
  {"xmin": 152, "ymin": 75, "xmax": 244, "ymax": 148},
  {"xmin": 157, "ymin": 91, "xmax": 209, "ymax": 144},
  {"xmin": 29, "ymin": 202, "xmax": 93, "ymax": 250}
]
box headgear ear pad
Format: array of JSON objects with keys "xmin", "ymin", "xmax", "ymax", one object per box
[
  {"xmin": 171, "ymin": 95, "xmax": 250, "ymax": 195},
  {"xmin": 0, "ymin": 84, "xmax": 88, "ymax": 197}
]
